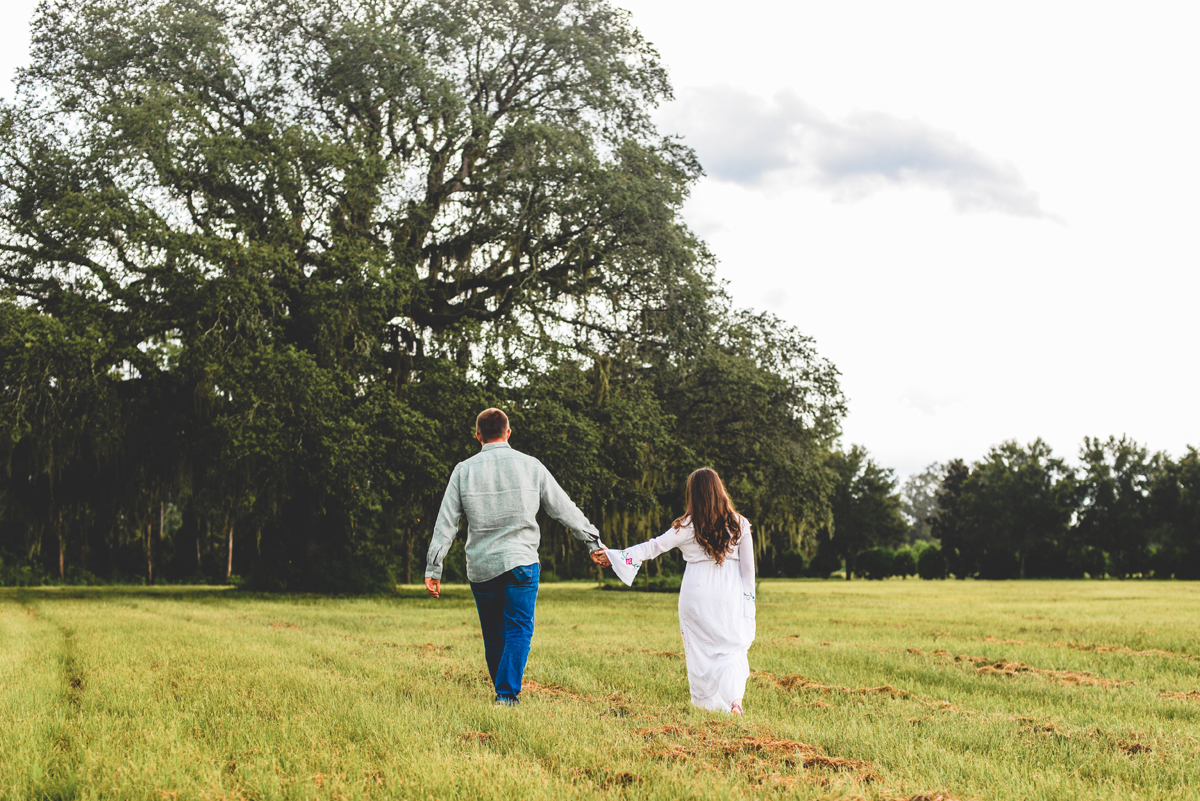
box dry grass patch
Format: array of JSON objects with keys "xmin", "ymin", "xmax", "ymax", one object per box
[
  {"xmin": 916, "ymin": 648, "xmax": 1135, "ymax": 687},
  {"xmin": 641, "ymin": 649, "xmax": 683, "ymax": 659},
  {"xmin": 1052, "ymin": 641, "xmax": 1199, "ymax": 661},
  {"xmin": 975, "ymin": 660, "xmax": 1133, "ymax": 687},
  {"xmin": 634, "ymin": 722, "xmax": 881, "ymax": 784},
  {"xmin": 755, "ymin": 670, "xmax": 911, "ymax": 698}
]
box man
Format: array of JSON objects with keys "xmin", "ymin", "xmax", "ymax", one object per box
[{"xmin": 425, "ymin": 408, "xmax": 611, "ymax": 705}]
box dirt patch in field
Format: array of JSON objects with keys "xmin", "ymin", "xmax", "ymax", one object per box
[
  {"xmin": 975, "ymin": 660, "xmax": 1132, "ymax": 687},
  {"xmin": 755, "ymin": 671, "xmax": 911, "ymax": 698},
  {"xmin": 459, "ymin": 731, "xmax": 492, "ymax": 743},
  {"xmin": 1162, "ymin": 691, "xmax": 1200, "ymax": 702},
  {"xmin": 641, "ymin": 649, "xmax": 682, "ymax": 659},
  {"xmin": 635, "ymin": 721, "xmax": 880, "ymax": 784},
  {"xmin": 571, "ymin": 767, "xmax": 643, "ymax": 789},
  {"xmin": 1052, "ymin": 641, "xmax": 1199, "ymax": 661},
  {"xmin": 1015, "ymin": 719, "xmax": 1156, "ymax": 756},
  {"xmin": 984, "ymin": 636, "xmax": 1025, "ymax": 645},
  {"xmin": 268, "ymin": 622, "xmax": 299, "ymax": 630},
  {"xmin": 416, "ymin": 642, "xmax": 450, "ymax": 653},
  {"xmin": 920, "ymin": 649, "xmax": 1133, "ymax": 688},
  {"xmin": 1017, "ymin": 717, "xmax": 1070, "ymax": 738},
  {"xmin": 522, "ymin": 680, "xmax": 585, "ymax": 700}
]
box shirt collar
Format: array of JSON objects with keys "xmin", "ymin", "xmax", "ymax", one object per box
[{"xmin": 481, "ymin": 441, "xmax": 511, "ymax": 451}]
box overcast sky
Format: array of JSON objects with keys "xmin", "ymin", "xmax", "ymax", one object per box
[
  {"xmin": 3, "ymin": 0, "xmax": 1197, "ymax": 478},
  {"xmin": 617, "ymin": 0, "xmax": 1200, "ymax": 477}
]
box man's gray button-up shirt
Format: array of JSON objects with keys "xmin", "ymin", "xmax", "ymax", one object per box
[{"xmin": 424, "ymin": 441, "xmax": 602, "ymax": 583}]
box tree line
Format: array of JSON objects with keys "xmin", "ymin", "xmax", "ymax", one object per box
[
  {"xmin": 800, "ymin": 437, "xmax": 1200, "ymax": 581},
  {"xmin": 0, "ymin": 0, "xmax": 845, "ymax": 589},
  {"xmin": 3, "ymin": 0, "xmax": 1194, "ymax": 590}
]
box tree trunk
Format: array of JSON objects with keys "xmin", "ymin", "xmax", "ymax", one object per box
[
  {"xmin": 58, "ymin": 512, "xmax": 64, "ymax": 580},
  {"xmin": 404, "ymin": 530, "xmax": 413, "ymax": 585},
  {"xmin": 196, "ymin": 525, "xmax": 203, "ymax": 576},
  {"xmin": 226, "ymin": 522, "xmax": 234, "ymax": 582},
  {"xmin": 80, "ymin": 518, "xmax": 87, "ymax": 574},
  {"xmin": 146, "ymin": 521, "xmax": 153, "ymax": 585},
  {"xmin": 1020, "ymin": 551, "xmax": 1026, "ymax": 580}
]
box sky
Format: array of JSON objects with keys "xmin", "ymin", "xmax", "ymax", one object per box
[{"xmin": 2, "ymin": 0, "xmax": 1197, "ymax": 478}]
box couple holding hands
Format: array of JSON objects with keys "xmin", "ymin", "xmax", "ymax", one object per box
[{"xmin": 424, "ymin": 408, "xmax": 757, "ymax": 714}]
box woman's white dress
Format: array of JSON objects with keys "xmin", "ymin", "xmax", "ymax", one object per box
[{"xmin": 613, "ymin": 517, "xmax": 756, "ymax": 712}]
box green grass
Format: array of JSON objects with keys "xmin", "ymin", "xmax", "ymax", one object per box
[{"xmin": 2, "ymin": 580, "xmax": 1199, "ymax": 800}]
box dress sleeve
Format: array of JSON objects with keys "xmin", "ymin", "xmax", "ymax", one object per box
[
  {"xmin": 622, "ymin": 525, "xmax": 692, "ymax": 564},
  {"xmin": 738, "ymin": 518, "xmax": 756, "ymax": 599}
]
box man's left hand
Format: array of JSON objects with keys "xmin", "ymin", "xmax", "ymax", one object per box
[{"xmin": 590, "ymin": 550, "xmax": 611, "ymax": 567}]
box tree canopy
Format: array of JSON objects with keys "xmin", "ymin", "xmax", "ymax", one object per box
[{"xmin": 0, "ymin": 0, "xmax": 846, "ymax": 589}]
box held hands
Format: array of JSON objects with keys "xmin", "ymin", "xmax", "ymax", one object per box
[
  {"xmin": 425, "ymin": 577, "xmax": 441, "ymax": 598},
  {"xmin": 590, "ymin": 549, "xmax": 611, "ymax": 567}
]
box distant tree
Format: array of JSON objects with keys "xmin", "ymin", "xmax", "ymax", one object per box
[
  {"xmin": 892, "ymin": 548, "xmax": 917, "ymax": 578},
  {"xmin": 1148, "ymin": 447, "xmax": 1200, "ymax": 579},
  {"xmin": 0, "ymin": 0, "xmax": 729, "ymax": 587},
  {"xmin": 817, "ymin": 446, "xmax": 907, "ymax": 579},
  {"xmin": 0, "ymin": 0, "xmax": 849, "ymax": 589},
  {"xmin": 773, "ymin": 550, "xmax": 807, "ymax": 578},
  {"xmin": 917, "ymin": 545, "xmax": 947, "ymax": 579},
  {"xmin": 1076, "ymin": 436, "xmax": 1156, "ymax": 577},
  {"xmin": 929, "ymin": 460, "xmax": 970, "ymax": 578},
  {"xmin": 958, "ymin": 440, "xmax": 1075, "ymax": 579},
  {"xmin": 856, "ymin": 547, "xmax": 895, "ymax": 580},
  {"xmin": 901, "ymin": 463, "xmax": 943, "ymax": 542}
]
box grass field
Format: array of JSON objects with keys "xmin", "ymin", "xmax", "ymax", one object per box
[{"xmin": 2, "ymin": 580, "xmax": 1199, "ymax": 800}]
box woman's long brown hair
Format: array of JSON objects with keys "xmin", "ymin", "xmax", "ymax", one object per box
[{"xmin": 673, "ymin": 468, "xmax": 742, "ymax": 565}]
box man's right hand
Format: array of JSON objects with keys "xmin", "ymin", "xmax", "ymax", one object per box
[{"xmin": 425, "ymin": 577, "xmax": 441, "ymax": 598}]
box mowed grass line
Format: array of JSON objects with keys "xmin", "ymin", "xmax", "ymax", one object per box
[{"xmin": 0, "ymin": 581, "xmax": 1197, "ymax": 800}]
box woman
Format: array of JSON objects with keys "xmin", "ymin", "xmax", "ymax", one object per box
[{"xmin": 606, "ymin": 468, "xmax": 756, "ymax": 714}]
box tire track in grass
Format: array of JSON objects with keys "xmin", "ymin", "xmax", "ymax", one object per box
[{"xmin": 16, "ymin": 598, "xmax": 84, "ymax": 800}]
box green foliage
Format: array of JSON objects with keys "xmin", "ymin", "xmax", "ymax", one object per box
[
  {"xmin": 811, "ymin": 445, "xmax": 907, "ymax": 579},
  {"xmin": 1077, "ymin": 436, "xmax": 1156, "ymax": 577},
  {"xmin": 891, "ymin": 547, "xmax": 917, "ymax": 578},
  {"xmin": 855, "ymin": 547, "xmax": 895, "ymax": 580},
  {"xmin": 772, "ymin": 550, "xmax": 807, "ymax": 578},
  {"xmin": 0, "ymin": 0, "xmax": 845, "ymax": 589},
  {"xmin": 916, "ymin": 545, "xmax": 947, "ymax": 580},
  {"xmin": 900, "ymin": 462, "xmax": 942, "ymax": 542},
  {"xmin": 928, "ymin": 440, "xmax": 1200, "ymax": 580}
]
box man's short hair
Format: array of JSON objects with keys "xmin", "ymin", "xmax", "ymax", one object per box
[{"xmin": 476, "ymin": 408, "xmax": 509, "ymax": 441}]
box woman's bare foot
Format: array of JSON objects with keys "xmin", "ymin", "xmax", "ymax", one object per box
[{"xmin": 731, "ymin": 699, "xmax": 744, "ymax": 716}]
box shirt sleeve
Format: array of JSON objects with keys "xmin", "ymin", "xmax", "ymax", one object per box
[
  {"xmin": 538, "ymin": 464, "xmax": 603, "ymax": 551},
  {"xmin": 623, "ymin": 525, "xmax": 692, "ymax": 564},
  {"xmin": 425, "ymin": 464, "xmax": 463, "ymax": 580},
  {"xmin": 738, "ymin": 517, "xmax": 756, "ymax": 599}
]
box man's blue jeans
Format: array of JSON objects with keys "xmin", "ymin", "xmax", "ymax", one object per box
[{"xmin": 470, "ymin": 563, "xmax": 539, "ymax": 703}]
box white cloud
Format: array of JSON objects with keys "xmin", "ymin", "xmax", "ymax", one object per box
[{"xmin": 659, "ymin": 86, "xmax": 1051, "ymax": 218}]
